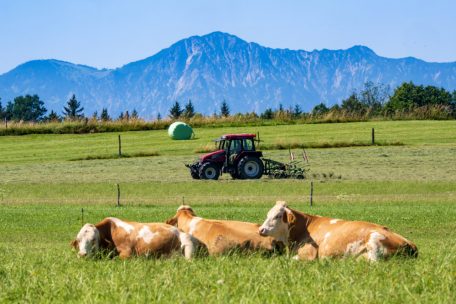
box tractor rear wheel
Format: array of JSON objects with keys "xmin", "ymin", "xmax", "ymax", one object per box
[
  {"xmin": 229, "ymin": 172, "xmax": 242, "ymax": 179},
  {"xmin": 237, "ymin": 157, "xmax": 264, "ymax": 179},
  {"xmin": 199, "ymin": 162, "xmax": 220, "ymax": 180}
]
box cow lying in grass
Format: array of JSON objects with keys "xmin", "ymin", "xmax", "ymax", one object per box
[
  {"xmin": 259, "ymin": 201, "xmax": 418, "ymax": 261},
  {"xmin": 71, "ymin": 217, "xmax": 197, "ymax": 259},
  {"xmin": 165, "ymin": 205, "xmax": 283, "ymax": 255}
]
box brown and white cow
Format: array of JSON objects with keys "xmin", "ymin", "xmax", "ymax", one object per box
[
  {"xmin": 259, "ymin": 201, "xmax": 418, "ymax": 261},
  {"xmin": 71, "ymin": 217, "xmax": 197, "ymax": 259},
  {"xmin": 165, "ymin": 205, "xmax": 282, "ymax": 255}
]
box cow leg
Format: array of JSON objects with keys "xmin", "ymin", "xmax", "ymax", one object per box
[
  {"xmin": 365, "ymin": 232, "xmax": 387, "ymax": 262},
  {"xmin": 294, "ymin": 243, "xmax": 318, "ymax": 261},
  {"xmin": 343, "ymin": 240, "xmax": 367, "ymax": 259},
  {"xmin": 179, "ymin": 233, "xmax": 195, "ymax": 260}
]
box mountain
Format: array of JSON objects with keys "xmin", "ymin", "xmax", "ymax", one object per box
[{"xmin": 1, "ymin": 32, "xmax": 455, "ymax": 118}]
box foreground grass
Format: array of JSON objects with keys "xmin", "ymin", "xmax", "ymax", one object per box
[
  {"xmin": 1, "ymin": 247, "xmax": 454, "ymax": 303},
  {"xmin": 0, "ymin": 202, "xmax": 455, "ymax": 303}
]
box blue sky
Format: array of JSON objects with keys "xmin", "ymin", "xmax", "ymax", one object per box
[{"xmin": 1, "ymin": 0, "xmax": 455, "ymax": 74}]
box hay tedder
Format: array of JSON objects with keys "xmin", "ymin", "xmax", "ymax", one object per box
[{"xmin": 186, "ymin": 134, "xmax": 308, "ymax": 180}]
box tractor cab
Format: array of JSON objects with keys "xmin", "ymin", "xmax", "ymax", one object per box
[{"xmin": 215, "ymin": 134, "xmax": 257, "ymax": 165}]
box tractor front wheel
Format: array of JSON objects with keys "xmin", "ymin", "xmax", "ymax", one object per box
[
  {"xmin": 237, "ymin": 157, "xmax": 264, "ymax": 179},
  {"xmin": 229, "ymin": 172, "xmax": 242, "ymax": 180},
  {"xmin": 199, "ymin": 162, "xmax": 220, "ymax": 180},
  {"xmin": 190, "ymin": 171, "xmax": 200, "ymax": 179}
]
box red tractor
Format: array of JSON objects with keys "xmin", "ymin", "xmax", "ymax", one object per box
[{"xmin": 186, "ymin": 134, "xmax": 265, "ymax": 180}]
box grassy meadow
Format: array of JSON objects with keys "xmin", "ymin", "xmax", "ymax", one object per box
[{"xmin": 0, "ymin": 120, "xmax": 455, "ymax": 303}]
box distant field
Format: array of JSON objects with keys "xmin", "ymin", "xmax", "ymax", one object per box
[{"xmin": 1, "ymin": 120, "xmax": 455, "ymax": 303}]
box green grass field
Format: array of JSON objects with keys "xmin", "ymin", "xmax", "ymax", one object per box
[{"xmin": 1, "ymin": 120, "xmax": 455, "ymax": 303}]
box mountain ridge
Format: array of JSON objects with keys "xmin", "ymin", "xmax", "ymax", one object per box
[{"xmin": 1, "ymin": 31, "xmax": 455, "ymax": 118}]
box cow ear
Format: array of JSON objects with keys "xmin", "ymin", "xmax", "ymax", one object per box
[
  {"xmin": 285, "ymin": 209, "xmax": 296, "ymax": 224},
  {"xmin": 186, "ymin": 208, "xmax": 196, "ymax": 216},
  {"xmin": 70, "ymin": 239, "xmax": 79, "ymax": 249},
  {"xmin": 166, "ymin": 217, "xmax": 177, "ymax": 226},
  {"xmin": 282, "ymin": 211, "xmax": 288, "ymax": 223},
  {"xmin": 276, "ymin": 200, "xmax": 287, "ymax": 208}
]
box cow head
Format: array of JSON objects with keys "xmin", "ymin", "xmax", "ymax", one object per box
[
  {"xmin": 165, "ymin": 205, "xmax": 196, "ymax": 227},
  {"xmin": 71, "ymin": 224, "xmax": 100, "ymax": 257},
  {"xmin": 258, "ymin": 201, "xmax": 295, "ymax": 244}
]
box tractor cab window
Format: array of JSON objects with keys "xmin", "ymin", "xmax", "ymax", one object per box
[
  {"xmin": 230, "ymin": 139, "xmax": 242, "ymax": 153},
  {"xmin": 242, "ymin": 139, "xmax": 254, "ymax": 151},
  {"xmin": 218, "ymin": 140, "xmax": 227, "ymax": 150}
]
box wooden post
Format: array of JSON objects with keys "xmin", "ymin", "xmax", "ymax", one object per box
[
  {"xmin": 310, "ymin": 181, "xmax": 314, "ymax": 207},
  {"xmin": 371, "ymin": 128, "xmax": 375, "ymax": 145},
  {"xmin": 117, "ymin": 184, "xmax": 120, "ymax": 207},
  {"xmin": 182, "ymin": 196, "xmax": 185, "ymax": 206},
  {"xmin": 81, "ymin": 208, "xmax": 84, "ymax": 226},
  {"xmin": 118, "ymin": 135, "xmax": 122, "ymax": 157},
  {"xmin": 302, "ymin": 149, "xmax": 309, "ymax": 163}
]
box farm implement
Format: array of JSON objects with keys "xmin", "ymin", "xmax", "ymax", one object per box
[{"xmin": 186, "ymin": 133, "xmax": 308, "ymax": 180}]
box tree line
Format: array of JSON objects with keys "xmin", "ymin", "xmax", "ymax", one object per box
[
  {"xmin": 168, "ymin": 82, "xmax": 456, "ymax": 120},
  {"xmin": 167, "ymin": 99, "xmax": 230, "ymax": 119},
  {"xmin": 1, "ymin": 82, "xmax": 455, "ymax": 123},
  {"xmin": 0, "ymin": 94, "xmax": 138, "ymax": 122}
]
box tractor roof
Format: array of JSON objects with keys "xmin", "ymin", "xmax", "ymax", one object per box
[{"xmin": 215, "ymin": 134, "xmax": 256, "ymax": 141}]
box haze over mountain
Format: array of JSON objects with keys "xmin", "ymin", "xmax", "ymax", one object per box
[{"xmin": 1, "ymin": 32, "xmax": 455, "ymax": 118}]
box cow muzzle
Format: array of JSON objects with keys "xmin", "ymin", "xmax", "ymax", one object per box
[{"xmin": 259, "ymin": 227, "xmax": 269, "ymax": 236}]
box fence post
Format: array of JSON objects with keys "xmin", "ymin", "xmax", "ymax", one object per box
[
  {"xmin": 118, "ymin": 135, "xmax": 122, "ymax": 157},
  {"xmin": 4, "ymin": 118, "xmax": 7, "ymax": 129},
  {"xmin": 257, "ymin": 132, "xmax": 260, "ymax": 149},
  {"xmin": 81, "ymin": 208, "xmax": 84, "ymax": 226},
  {"xmin": 371, "ymin": 128, "xmax": 375, "ymax": 145},
  {"xmin": 310, "ymin": 181, "xmax": 314, "ymax": 207},
  {"xmin": 117, "ymin": 184, "xmax": 121, "ymax": 207}
]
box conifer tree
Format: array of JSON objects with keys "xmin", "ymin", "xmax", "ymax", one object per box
[
  {"xmin": 183, "ymin": 99, "xmax": 195, "ymax": 118},
  {"xmin": 169, "ymin": 101, "xmax": 183, "ymax": 119},
  {"xmin": 46, "ymin": 110, "xmax": 61, "ymax": 122},
  {"xmin": 293, "ymin": 104, "xmax": 303, "ymax": 118},
  {"xmin": 220, "ymin": 100, "xmax": 230, "ymax": 117},
  {"xmin": 131, "ymin": 109, "xmax": 138, "ymax": 119},
  {"xmin": 100, "ymin": 108, "xmax": 110, "ymax": 121},
  {"xmin": 278, "ymin": 104, "xmax": 284, "ymax": 112},
  {"xmin": 63, "ymin": 94, "xmax": 84, "ymax": 120},
  {"xmin": 260, "ymin": 108, "xmax": 274, "ymax": 119}
]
